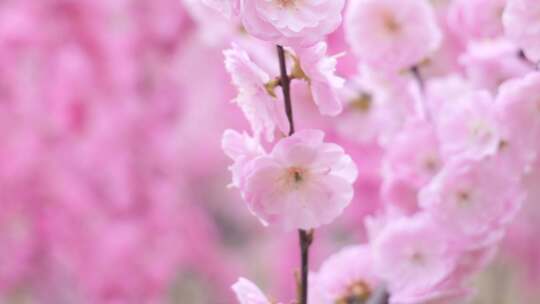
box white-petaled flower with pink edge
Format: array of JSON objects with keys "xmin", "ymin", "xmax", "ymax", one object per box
[
  {"xmin": 243, "ymin": 129, "xmax": 358, "ymax": 230},
  {"xmin": 239, "ymin": 0, "xmax": 346, "ymax": 47},
  {"xmin": 224, "ymin": 44, "xmax": 289, "ymax": 142},
  {"xmin": 293, "ymin": 42, "xmax": 345, "ymax": 116},
  {"xmin": 345, "ymin": 0, "xmax": 442, "ymax": 72}
]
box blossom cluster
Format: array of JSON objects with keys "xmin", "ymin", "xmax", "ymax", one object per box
[
  {"xmin": 210, "ymin": 0, "xmax": 540, "ymax": 303},
  {"xmin": 1, "ymin": 0, "xmax": 540, "ymax": 303}
]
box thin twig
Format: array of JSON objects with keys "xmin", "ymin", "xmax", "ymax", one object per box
[
  {"xmin": 298, "ymin": 230, "xmax": 313, "ymax": 304},
  {"xmin": 276, "ymin": 45, "xmax": 313, "ymax": 304},
  {"xmin": 410, "ymin": 65, "xmax": 424, "ymax": 92},
  {"xmin": 277, "ymin": 45, "xmax": 295, "ymax": 135},
  {"xmin": 366, "ymin": 286, "xmax": 390, "ymax": 304}
]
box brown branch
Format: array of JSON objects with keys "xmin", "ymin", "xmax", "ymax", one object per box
[
  {"xmin": 276, "ymin": 45, "xmax": 313, "ymax": 304},
  {"xmin": 277, "ymin": 45, "xmax": 295, "ymax": 136}
]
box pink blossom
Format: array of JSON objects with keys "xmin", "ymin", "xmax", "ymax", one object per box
[
  {"xmin": 496, "ymin": 72, "xmax": 540, "ymax": 170},
  {"xmin": 460, "ymin": 39, "xmax": 533, "ymax": 93},
  {"xmin": 310, "ymin": 245, "xmax": 379, "ymax": 304},
  {"xmin": 243, "ymin": 130, "xmax": 358, "ymax": 230},
  {"xmin": 384, "ymin": 119, "xmax": 442, "ymax": 187},
  {"xmin": 425, "ymin": 75, "xmax": 473, "ymax": 119},
  {"xmin": 433, "ymin": 90, "xmax": 500, "ymax": 160},
  {"xmin": 239, "ymin": 0, "xmax": 346, "ymax": 47},
  {"xmin": 419, "ymin": 157, "xmax": 523, "ymax": 248},
  {"xmin": 345, "ymin": 0, "xmax": 442, "ymax": 72},
  {"xmin": 232, "ymin": 278, "xmax": 275, "ymax": 304},
  {"xmin": 224, "ymin": 44, "xmax": 289, "ymax": 141},
  {"xmin": 503, "ymin": 0, "xmax": 540, "ymax": 63},
  {"xmin": 382, "ymin": 119, "xmax": 442, "ymax": 214},
  {"xmin": 336, "ymin": 67, "xmax": 418, "ymax": 144},
  {"xmin": 372, "ymin": 215, "xmax": 458, "ymax": 303},
  {"xmin": 293, "ymin": 42, "xmax": 345, "ymax": 116},
  {"xmin": 448, "ymin": 0, "xmax": 507, "ymax": 42},
  {"xmin": 222, "ymin": 129, "xmax": 265, "ymax": 189},
  {"xmin": 202, "ymin": 0, "xmax": 239, "ymax": 19}
]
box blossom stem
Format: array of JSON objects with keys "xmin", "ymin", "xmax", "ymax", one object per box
[
  {"xmin": 410, "ymin": 65, "xmax": 424, "ymax": 92},
  {"xmin": 366, "ymin": 286, "xmax": 390, "ymax": 304},
  {"xmin": 277, "ymin": 45, "xmax": 295, "ymax": 136},
  {"xmin": 276, "ymin": 45, "xmax": 313, "ymax": 304},
  {"xmin": 298, "ymin": 229, "xmax": 313, "ymax": 304}
]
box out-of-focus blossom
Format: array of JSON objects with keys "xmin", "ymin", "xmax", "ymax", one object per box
[
  {"xmin": 460, "ymin": 39, "xmax": 533, "ymax": 93},
  {"xmin": 448, "ymin": 0, "xmax": 507, "ymax": 42},
  {"xmin": 372, "ymin": 215, "xmax": 459, "ymax": 304},
  {"xmin": 310, "ymin": 245, "xmax": 379, "ymax": 304},
  {"xmin": 336, "ymin": 66, "xmax": 418, "ymax": 145},
  {"xmin": 382, "ymin": 119, "xmax": 442, "ymax": 214},
  {"xmin": 503, "ymin": 0, "xmax": 540, "ymax": 63},
  {"xmin": 433, "ymin": 90, "xmax": 500, "ymax": 160},
  {"xmin": 496, "ymin": 72, "xmax": 540, "ymax": 170},
  {"xmin": 232, "ymin": 278, "xmax": 276, "ymax": 304},
  {"xmin": 202, "ymin": 0, "xmax": 239, "ymax": 19},
  {"xmin": 243, "ymin": 130, "xmax": 358, "ymax": 230},
  {"xmin": 419, "ymin": 157, "xmax": 522, "ymax": 248},
  {"xmin": 345, "ymin": 0, "xmax": 442, "ymax": 72}
]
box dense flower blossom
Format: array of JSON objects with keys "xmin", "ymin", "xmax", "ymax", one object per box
[
  {"xmin": 459, "ymin": 39, "xmax": 533, "ymax": 93},
  {"xmin": 382, "ymin": 119, "xmax": 442, "ymax": 214},
  {"xmin": 433, "ymin": 90, "xmax": 500, "ymax": 159},
  {"xmin": 372, "ymin": 215, "xmax": 459, "ymax": 303},
  {"xmin": 496, "ymin": 72, "xmax": 540, "ymax": 170},
  {"xmin": 310, "ymin": 245, "xmax": 379, "ymax": 304},
  {"xmin": 448, "ymin": 0, "xmax": 507, "ymax": 42},
  {"xmin": 293, "ymin": 42, "xmax": 345, "ymax": 116},
  {"xmin": 419, "ymin": 157, "xmax": 522, "ymax": 248},
  {"xmin": 237, "ymin": 0, "xmax": 346, "ymax": 47},
  {"xmin": 243, "ymin": 130, "xmax": 358, "ymax": 230},
  {"xmin": 345, "ymin": 0, "xmax": 442, "ymax": 72},
  {"xmin": 224, "ymin": 44, "xmax": 288, "ymax": 141},
  {"xmin": 503, "ymin": 0, "xmax": 540, "ymax": 63},
  {"xmin": 336, "ymin": 66, "xmax": 418, "ymax": 144}
]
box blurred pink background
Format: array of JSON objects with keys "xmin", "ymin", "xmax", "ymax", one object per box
[{"xmin": 0, "ymin": 1, "xmax": 539, "ymax": 303}]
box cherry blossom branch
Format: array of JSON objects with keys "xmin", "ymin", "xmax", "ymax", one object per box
[
  {"xmin": 276, "ymin": 45, "xmax": 313, "ymax": 304},
  {"xmin": 277, "ymin": 45, "xmax": 295, "ymax": 136},
  {"xmin": 410, "ymin": 65, "xmax": 424, "ymax": 92},
  {"xmin": 298, "ymin": 229, "xmax": 313, "ymax": 304},
  {"xmin": 367, "ymin": 286, "xmax": 390, "ymax": 304},
  {"xmin": 518, "ymin": 49, "xmax": 539, "ymax": 70}
]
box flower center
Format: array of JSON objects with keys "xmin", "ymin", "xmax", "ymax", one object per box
[
  {"xmin": 335, "ymin": 281, "xmax": 372, "ymax": 304},
  {"xmin": 350, "ymin": 94, "xmax": 372, "ymax": 113},
  {"xmin": 455, "ymin": 190, "xmax": 472, "ymax": 208},
  {"xmin": 275, "ymin": 0, "xmax": 297, "ymax": 8},
  {"xmin": 421, "ymin": 154, "xmax": 440, "ymax": 175},
  {"xmin": 410, "ymin": 251, "xmax": 425, "ymax": 265},
  {"xmin": 286, "ymin": 167, "xmax": 307, "ymax": 188},
  {"xmin": 381, "ymin": 12, "xmax": 401, "ymax": 34}
]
